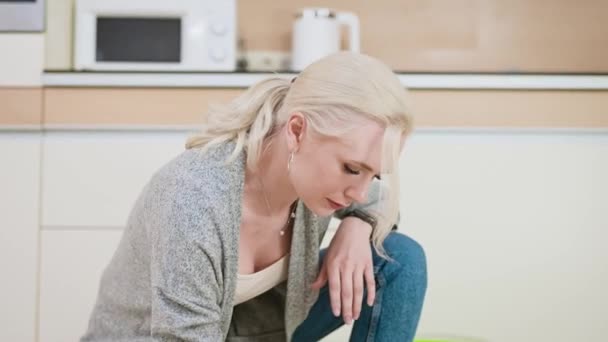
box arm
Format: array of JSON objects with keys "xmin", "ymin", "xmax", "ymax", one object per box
[
  {"xmin": 149, "ymin": 206, "xmax": 223, "ymax": 341},
  {"xmin": 314, "ymin": 181, "xmax": 399, "ymax": 324},
  {"xmin": 333, "ymin": 179, "xmax": 400, "ymax": 233},
  {"xmin": 333, "ymin": 179, "xmax": 382, "ymax": 220}
]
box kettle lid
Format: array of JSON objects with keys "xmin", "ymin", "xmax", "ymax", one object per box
[{"xmin": 295, "ymin": 7, "xmax": 336, "ymax": 18}]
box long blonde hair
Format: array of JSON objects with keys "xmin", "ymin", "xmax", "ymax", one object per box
[{"xmin": 186, "ymin": 52, "xmax": 414, "ymax": 258}]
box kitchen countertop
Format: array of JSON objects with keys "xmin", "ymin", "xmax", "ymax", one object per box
[{"xmin": 42, "ymin": 71, "xmax": 608, "ymax": 90}]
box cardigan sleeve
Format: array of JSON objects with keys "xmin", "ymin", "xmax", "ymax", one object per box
[{"xmin": 149, "ymin": 199, "xmax": 224, "ymax": 341}]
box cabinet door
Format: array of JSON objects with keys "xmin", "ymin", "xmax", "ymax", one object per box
[
  {"xmin": 38, "ymin": 229, "xmax": 123, "ymax": 342},
  {"xmin": 42, "ymin": 131, "xmax": 190, "ymax": 228},
  {"xmin": 399, "ymin": 133, "xmax": 608, "ymax": 342},
  {"xmin": 0, "ymin": 34, "xmax": 44, "ymax": 86},
  {"xmin": 0, "ymin": 133, "xmax": 40, "ymax": 342}
]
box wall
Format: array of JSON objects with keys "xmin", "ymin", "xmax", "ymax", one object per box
[
  {"xmin": 46, "ymin": 0, "xmax": 608, "ymax": 72},
  {"xmin": 238, "ymin": 0, "xmax": 608, "ymax": 72}
]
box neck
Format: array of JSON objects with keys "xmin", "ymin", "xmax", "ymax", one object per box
[{"xmin": 244, "ymin": 137, "xmax": 298, "ymax": 217}]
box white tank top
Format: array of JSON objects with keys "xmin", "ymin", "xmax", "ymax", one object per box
[{"xmin": 234, "ymin": 253, "xmax": 290, "ymax": 305}]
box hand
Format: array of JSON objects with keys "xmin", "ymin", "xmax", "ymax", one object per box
[{"xmin": 311, "ymin": 217, "xmax": 376, "ymax": 325}]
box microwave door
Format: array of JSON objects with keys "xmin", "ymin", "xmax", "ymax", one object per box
[{"xmin": 95, "ymin": 17, "xmax": 182, "ymax": 70}]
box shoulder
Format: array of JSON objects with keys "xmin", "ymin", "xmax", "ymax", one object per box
[
  {"xmin": 142, "ymin": 142, "xmax": 245, "ymax": 235},
  {"xmin": 151, "ymin": 142, "xmax": 244, "ymax": 200}
]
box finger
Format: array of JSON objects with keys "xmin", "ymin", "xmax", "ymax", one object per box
[
  {"xmin": 352, "ymin": 267, "xmax": 364, "ymax": 320},
  {"xmin": 364, "ymin": 264, "xmax": 376, "ymax": 307},
  {"xmin": 340, "ymin": 267, "xmax": 353, "ymax": 324},
  {"xmin": 328, "ymin": 263, "xmax": 341, "ymax": 317},
  {"xmin": 311, "ymin": 264, "xmax": 328, "ymax": 290}
]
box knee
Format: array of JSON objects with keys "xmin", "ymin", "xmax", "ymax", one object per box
[{"xmin": 381, "ymin": 232, "xmax": 427, "ymax": 286}]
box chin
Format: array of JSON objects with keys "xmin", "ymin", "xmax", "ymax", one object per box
[
  {"xmin": 301, "ymin": 199, "xmax": 334, "ymax": 217},
  {"xmin": 317, "ymin": 208, "xmax": 335, "ymax": 217},
  {"xmin": 312, "ymin": 203, "xmax": 336, "ymax": 217}
]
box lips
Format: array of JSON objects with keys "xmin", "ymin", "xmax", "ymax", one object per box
[{"xmin": 327, "ymin": 198, "xmax": 346, "ymax": 210}]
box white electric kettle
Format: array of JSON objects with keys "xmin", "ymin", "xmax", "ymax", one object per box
[{"xmin": 291, "ymin": 8, "xmax": 360, "ymax": 71}]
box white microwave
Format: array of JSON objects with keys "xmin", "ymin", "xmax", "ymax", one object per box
[{"xmin": 74, "ymin": 0, "xmax": 236, "ymax": 71}]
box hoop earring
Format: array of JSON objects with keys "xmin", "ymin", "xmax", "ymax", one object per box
[{"xmin": 287, "ymin": 152, "xmax": 294, "ymax": 172}]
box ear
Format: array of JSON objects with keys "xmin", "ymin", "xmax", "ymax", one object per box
[{"xmin": 286, "ymin": 112, "xmax": 307, "ymax": 152}]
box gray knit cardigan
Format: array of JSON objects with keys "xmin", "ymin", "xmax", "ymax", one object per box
[{"xmin": 81, "ymin": 141, "xmax": 382, "ymax": 342}]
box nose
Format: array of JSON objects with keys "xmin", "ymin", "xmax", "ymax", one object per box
[{"xmin": 345, "ymin": 180, "xmax": 371, "ymax": 204}]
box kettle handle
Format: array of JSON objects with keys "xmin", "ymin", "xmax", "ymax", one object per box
[{"xmin": 336, "ymin": 12, "xmax": 360, "ymax": 52}]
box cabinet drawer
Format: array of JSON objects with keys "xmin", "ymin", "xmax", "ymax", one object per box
[
  {"xmin": 42, "ymin": 131, "xmax": 190, "ymax": 227},
  {"xmin": 0, "ymin": 134, "xmax": 40, "ymax": 342},
  {"xmin": 38, "ymin": 229, "xmax": 123, "ymax": 342}
]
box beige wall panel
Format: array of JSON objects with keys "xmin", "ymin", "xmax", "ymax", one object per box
[
  {"xmin": 412, "ymin": 90, "xmax": 608, "ymax": 128},
  {"xmin": 239, "ymin": 0, "xmax": 608, "ymax": 72},
  {"xmin": 43, "ymin": 88, "xmax": 241, "ymax": 126},
  {"xmin": 0, "ymin": 88, "xmax": 43, "ymax": 126},
  {"xmin": 43, "ymin": 88, "xmax": 608, "ymax": 128}
]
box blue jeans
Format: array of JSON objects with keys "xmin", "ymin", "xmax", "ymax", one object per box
[{"xmin": 292, "ymin": 232, "xmax": 427, "ymax": 342}]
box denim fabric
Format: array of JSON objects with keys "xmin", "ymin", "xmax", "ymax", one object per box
[{"xmin": 292, "ymin": 232, "xmax": 427, "ymax": 342}]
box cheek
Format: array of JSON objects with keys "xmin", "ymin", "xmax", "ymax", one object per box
[{"xmin": 292, "ymin": 157, "xmax": 344, "ymax": 202}]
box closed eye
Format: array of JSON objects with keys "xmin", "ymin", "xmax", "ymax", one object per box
[{"xmin": 344, "ymin": 164, "xmax": 381, "ymax": 180}]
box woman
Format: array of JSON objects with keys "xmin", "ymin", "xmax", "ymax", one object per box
[{"xmin": 81, "ymin": 52, "xmax": 427, "ymax": 342}]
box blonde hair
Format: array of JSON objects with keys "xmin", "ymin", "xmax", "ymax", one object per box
[{"xmin": 186, "ymin": 52, "xmax": 414, "ymax": 258}]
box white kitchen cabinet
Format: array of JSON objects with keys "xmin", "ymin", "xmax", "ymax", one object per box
[
  {"xmin": 0, "ymin": 34, "xmax": 44, "ymax": 86},
  {"xmin": 38, "ymin": 229, "xmax": 123, "ymax": 342},
  {"xmin": 0, "ymin": 133, "xmax": 40, "ymax": 342},
  {"xmin": 33, "ymin": 129, "xmax": 608, "ymax": 342},
  {"xmin": 42, "ymin": 131, "xmax": 191, "ymax": 228},
  {"xmin": 399, "ymin": 132, "xmax": 608, "ymax": 342}
]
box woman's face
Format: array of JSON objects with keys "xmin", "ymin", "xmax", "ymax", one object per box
[{"xmin": 289, "ymin": 118, "xmax": 386, "ymax": 217}]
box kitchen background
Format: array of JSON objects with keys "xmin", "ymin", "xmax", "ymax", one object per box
[{"xmin": 1, "ymin": 0, "xmax": 607, "ymax": 341}]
